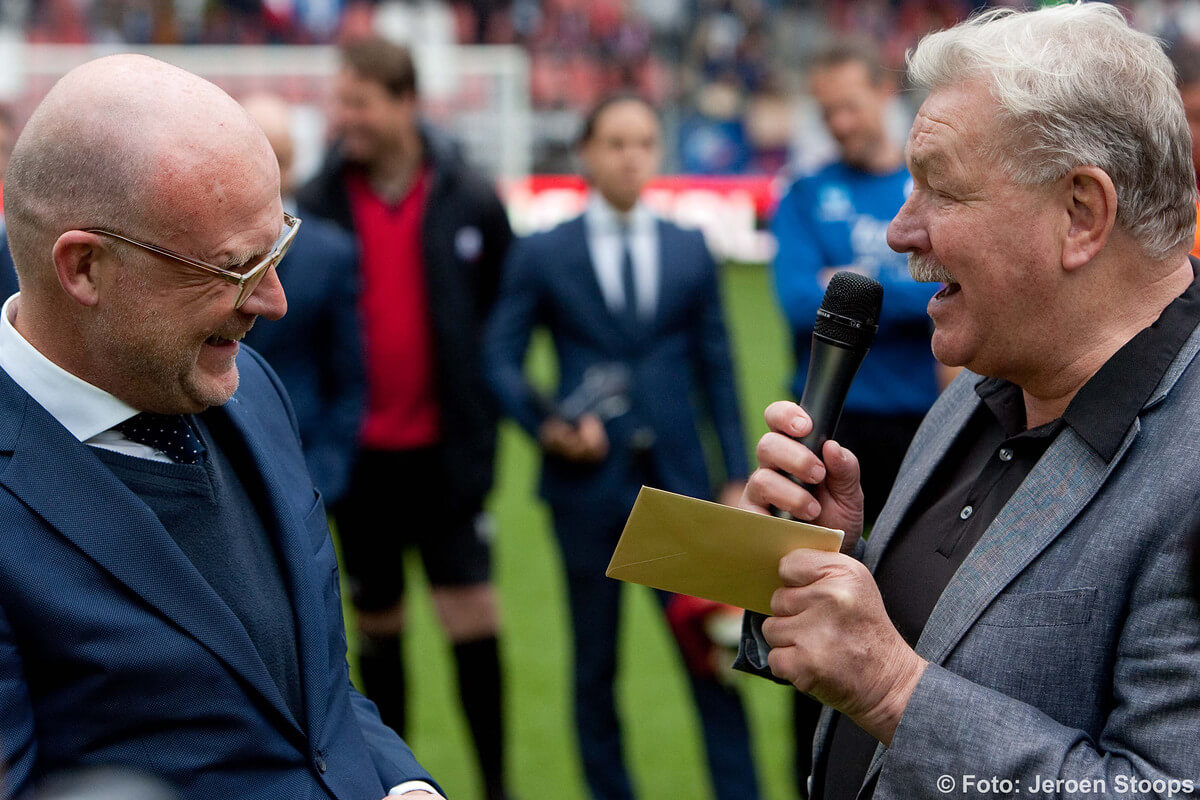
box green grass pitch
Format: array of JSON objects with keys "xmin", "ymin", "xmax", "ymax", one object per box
[{"xmin": 343, "ymin": 262, "xmax": 803, "ymax": 800}]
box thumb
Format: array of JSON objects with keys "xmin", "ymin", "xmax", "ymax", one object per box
[{"xmin": 821, "ymin": 440, "xmax": 861, "ymax": 500}]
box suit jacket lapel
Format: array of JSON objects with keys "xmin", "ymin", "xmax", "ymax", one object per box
[
  {"xmin": 221, "ymin": 393, "xmax": 330, "ymax": 745},
  {"xmin": 570, "ymin": 215, "xmax": 644, "ymax": 351},
  {"xmin": 850, "ymin": 319, "xmax": 1200, "ymax": 791},
  {"xmin": 906, "ymin": 318, "xmax": 1200, "ymax": 663},
  {"xmin": 855, "ymin": 422, "xmax": 1139, "ymax": 792},
  {"xmin": 0, "ymin": 375, "xmax": 304, "ymax": 738},
  {"xmin": 915, "ymin": 425, "xmax": 1130, "ymax": 663},
  {"xmin": 650, "ymin": 220, "xmax": 676, "ymax": 339}
]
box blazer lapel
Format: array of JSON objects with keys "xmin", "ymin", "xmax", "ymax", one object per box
[
  {"xmin": 649, "ymin": 220, "xmax": 676, "ymax": 339},
  {"xmin": 917, "ymin": 426, "xmax": 1130, "ymax": 663},
  {"xmin": 855, "ymin": 422, "xmax": 1138, "ymax": 792},
  {"xmin": 852, "ymin": 320, "xmax": 1200, "ymax": 791},
  {"xmin": 0, "ymin": 380, "xmax": 304, "ymax": 739},
  {"xmin": 221, "ymin": 393, "xmax": 330, "ymax": 745},
  {"xmin": 569, "ymin": 216, "xmax": 643, "ymax": 351}
]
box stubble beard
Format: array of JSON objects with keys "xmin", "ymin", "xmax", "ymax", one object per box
[{"xmin": 96, "ymin": 293, "xmax": 236, "ymax": 414}]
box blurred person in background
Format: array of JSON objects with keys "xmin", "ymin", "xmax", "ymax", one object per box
[
  {"xmin": 0, "ymin": 105, "xmax": 14, "ymax": 209},
  {"xmin": 1169, "ymin": 43, "xmax": 1200, "ymax": 258},
  {"xmin": 484, "ymin": 93, "xmax": 759, "ymax": 800},
  {"xmin": 772, "ymin": 39, "xmax": 939, "ymax": 529},
  {"xmin": 769, "ymin": 40, "xmax": 940, "ymax": 796},
  {"xmin": 0, "ymin": 53, "xmax": 443, "ymax": 800},
  {"xmin": 1, "ymin": 105, "xmax": 18, "ymax": 302},
  {"xmin": 296, "ymin": 35, "xmax": 515, "ymax": 800},
  {"xmin": 240, "ymin": 93, "xmax": 364, "ymax": 509}
]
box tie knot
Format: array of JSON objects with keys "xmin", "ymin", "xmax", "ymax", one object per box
[{"xmin": 115, "ymin": 412, "xmax": 206, "ymax": 465}]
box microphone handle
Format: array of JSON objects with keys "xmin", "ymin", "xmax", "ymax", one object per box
[{"xmin": 773, "ymin": 339, "xmax": 866, "ymax": 521}]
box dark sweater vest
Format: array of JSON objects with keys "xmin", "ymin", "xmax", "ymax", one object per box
[{"xmin": 94, "ymin": 412, "xmax": 303, "ymax": 720}]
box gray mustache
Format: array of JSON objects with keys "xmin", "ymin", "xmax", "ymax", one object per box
[{"xmin": 909, "ymin": 254, "xmax": 955, "ymax": 283}]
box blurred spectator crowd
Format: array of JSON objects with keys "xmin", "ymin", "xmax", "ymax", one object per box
[{"xmin": 7, "ymin": 0, "xmax": 1200, "ymax": 174}]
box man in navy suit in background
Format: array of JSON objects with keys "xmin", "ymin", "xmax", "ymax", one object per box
[
  {"xmin": 0, "ymin": 55, "xmax": 443, "ymax": 800},
  {"xmin": 0, "ymin": 243, "xmax": 15, "ymax": 302},
  {"xmin": 241, "ymin": 94, "xmax": 364, "ymax": 508},
  {"xmin": 485, "ymin": 94, "xmax": 759, "ymax": 800},
  {"xmin": 0, "ymin": 105, "xmax": 17, "ymax": 303}
]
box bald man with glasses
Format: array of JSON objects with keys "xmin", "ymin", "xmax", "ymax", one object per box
[{"xmin": 0, "ymin": 55, "xmax": 445, "ymax": 799}]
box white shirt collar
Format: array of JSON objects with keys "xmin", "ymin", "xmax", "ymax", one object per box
[
  {"xmin": 0, "ymin": 293, "xmax": 140, "ymax": 442},
  {"xmin": 584, "ymin": 191, "xmax": 655, "ymax": 236}
]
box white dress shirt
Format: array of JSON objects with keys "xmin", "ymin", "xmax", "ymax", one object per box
[
  {"xmin": 0, "ymin": 293, "xmax": 172, "ymax": 461},
  {"xmin": 0, "ymin": 292, "xmax": 440, "ymax": 797},
  {"xmin": 583, "ymin": 192, "xmax": 660, "ymax": 321}
]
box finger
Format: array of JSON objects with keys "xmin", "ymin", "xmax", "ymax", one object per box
[
  {"xmin": 755, "ymin": 431, "xmax": 826, "ymax": 483},
  {"xmin": 563, "ymin": 433, "xmax": 588, "ymax": 460},
  {"xmin": 586, "ymin": 419, "xmax": 609, "ymax": 451},
  {"xmin": 768, "ymin": 648, "xmax": 816, "ymax": 695},
  {"xmin": 584, "ymin": 441, "xmax": 608, "ymax": 462},
  {"xmin": 744, "ymin": 468, "xmax": 820, "ymax": 520},
  {"xmin": 765, "ymin": 642, "xmax": 799, "ymax": 683},
  {"xmin": 738, "ymin": 479, "xmax": 772, "ymax": 515},
  {"xmin": 769, "ymin": 586, "xmax": 808, "ymax": 617},
  {"xmin": 763, "ymin": 400, "xmax": 812, "ymax": 438},
  {"xmin": 778, "ymin": 549, "xmax": 854, "ymax": 588},
  {"xmin": 760, "ymin": 614, "xmax": 790, "ymax": 648},
  {"xmin": 820, "ymin": 440, "xmax": 862, "ymax": 500}
]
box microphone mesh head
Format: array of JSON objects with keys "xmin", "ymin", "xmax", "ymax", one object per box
[{"xmin": 814, "ymin": 271, "xmax": 884, "ymax": 349}]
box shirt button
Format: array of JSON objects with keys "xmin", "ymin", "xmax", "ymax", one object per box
[
  {"xmin": 960, "ymin": 505, "xmax": 974, "ymax": 520},
  {"xmin": 313, "ymin": 752, "xmax": 327, "ymax": 774},
  {"xmin": 998, "ymin": 447, "xmax": 1014, "ymax": 462}
]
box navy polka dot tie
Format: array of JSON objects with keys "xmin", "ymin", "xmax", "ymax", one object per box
[{"xmin": 115, "ymin": 412, "xmax": 206, "ymax": 465}]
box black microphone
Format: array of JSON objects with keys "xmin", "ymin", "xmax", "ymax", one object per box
[{"xmin": 775, "ymin": 271, "xmax": 883, "ymax": 520}]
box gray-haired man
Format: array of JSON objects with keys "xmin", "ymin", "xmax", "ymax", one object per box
[{"xmin": 738, "ymin": 5, "xmax": 1200, "ymax": 799}]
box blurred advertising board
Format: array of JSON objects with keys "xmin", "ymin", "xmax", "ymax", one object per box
[{"xmin": 503, "ymin": 175, "xmax": 781, "ymax": 265}]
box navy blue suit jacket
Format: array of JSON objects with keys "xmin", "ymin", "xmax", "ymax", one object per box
[
  {"xmin": 485, "ymin": 215, "xmax": 749, "ymax": 547},
  {"xmin": 244, "ymin": 215, "xmax": 364, "ymax": 506},
  {"xmin": 0, "ymin": 348, "xmax": 435, "ymax": 799}
]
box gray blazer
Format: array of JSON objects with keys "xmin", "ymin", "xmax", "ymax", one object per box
[{"xmin": 750, "ymin": 321, "xmax": 1200, "ymax": 799}]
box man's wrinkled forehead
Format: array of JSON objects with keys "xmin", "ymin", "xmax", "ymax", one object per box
[{"xmin": 905, "ymin": 84, "xmax": 997, "ymax": 176}]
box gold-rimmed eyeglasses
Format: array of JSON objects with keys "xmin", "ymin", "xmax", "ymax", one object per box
[{"xmin": 86, "ymin": 213, "xmax": 302, "ymax": 310}]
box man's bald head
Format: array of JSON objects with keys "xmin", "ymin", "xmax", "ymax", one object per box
[
  {"xmin": 3, "ymin": 54, "xmax": 278, "ymax": 293},
  {"xmin": 241, "ymin": 93, "xmax": 295, "ymax": 196}
]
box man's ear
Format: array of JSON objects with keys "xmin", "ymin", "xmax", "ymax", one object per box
[
  {"xmin": 1062, "ymin": 166, "xmax": 1117, "ymax": 271},
  {"xmin": 51, "ymin": 231, "xmax": 107, "ymax": 307}
]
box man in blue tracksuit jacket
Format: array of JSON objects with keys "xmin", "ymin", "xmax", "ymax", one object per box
[{"xmin": 772, "ymin": 41, "xmax": 940, "ymax": 527}]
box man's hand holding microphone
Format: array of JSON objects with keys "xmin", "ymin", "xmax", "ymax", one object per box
[
  {"xmin": 739, "ymin": 272, "xmax": 927, "ymax": 745},
  {"xmin": 742, "ymin": 401, "xmax": 926, "ymax": 744}
]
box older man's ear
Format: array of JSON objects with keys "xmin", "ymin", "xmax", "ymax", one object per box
[
  {"xmin": 51, "ymin": 231, "xmax": 107, "ymax": 308},
  {"xmin": 1061, "ymin": 166, "xmax": 1118, "ymax": 271}
]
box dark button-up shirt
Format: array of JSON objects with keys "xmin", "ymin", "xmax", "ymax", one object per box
[{"xmin": 822, "ymin": 266, "xmax": 1200, "ymax": 800}]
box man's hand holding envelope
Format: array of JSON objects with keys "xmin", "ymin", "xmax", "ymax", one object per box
[
  {"xmin": 743, "ymin": 401, "xmax": 928, "ymax": 746},
  {"xmin": 608, "ymin": 399, "xmax": 928, "ymax": 745}
]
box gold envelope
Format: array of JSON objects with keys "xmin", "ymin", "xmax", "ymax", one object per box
[{"xmin": 606, "ymin": 486, "xmax": 844, "ymax": 615}]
